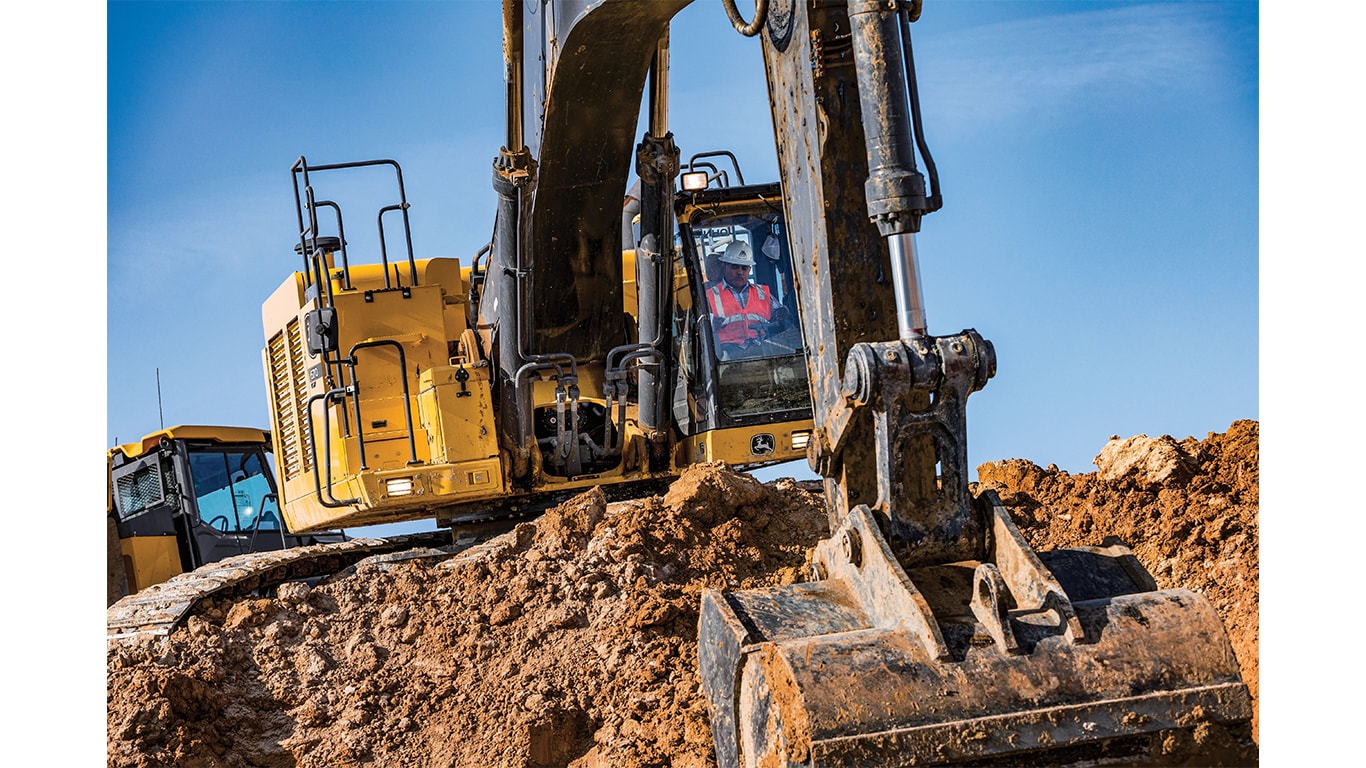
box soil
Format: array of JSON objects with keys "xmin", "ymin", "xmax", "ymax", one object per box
[{"xmin": 106, "ymin": 420, "xmax": 1259, "ymax": 768}]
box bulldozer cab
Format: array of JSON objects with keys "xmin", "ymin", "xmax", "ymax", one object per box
[
  {"xmin": 108, "ymin": 426, "xmax": 346, "ymax": 601},
  {"xmin": 183, "ymin": 441, "xmax": 280, "ymax": 535}
]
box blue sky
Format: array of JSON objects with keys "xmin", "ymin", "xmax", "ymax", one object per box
[{"xmin": 15, "ymin": 0, "xmax": 1364, "ymax": 760}]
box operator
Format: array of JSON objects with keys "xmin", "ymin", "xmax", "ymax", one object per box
[{"xmin": 705, "ymin": 241, "xmax": 791, "ymax": 358}]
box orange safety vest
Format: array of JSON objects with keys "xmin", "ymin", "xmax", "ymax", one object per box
[{"xmin": 707, "ymin": 283, "xmax": 773, "ymax": 345}]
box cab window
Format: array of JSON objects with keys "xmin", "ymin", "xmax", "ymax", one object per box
[
  {"xmin": 187, "ymin": 448, "xmax": 277, "ymax": 532},
  {"xmin": 686, "ymin": 211, "xmax": 809, "ymax": 418}
]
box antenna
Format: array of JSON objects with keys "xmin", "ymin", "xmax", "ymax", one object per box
[{"xmin": 156, "ymin": 368, "xmax": 165, "ymax": 429}]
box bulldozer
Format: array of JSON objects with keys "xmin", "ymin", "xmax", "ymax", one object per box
[
  {"xmin": 109, "ymin": 0, "xmax": 1254, "ymax": 764},
  {"xmin": 106, "ymin": 425, "xmax": 347, "ymax": 605}
]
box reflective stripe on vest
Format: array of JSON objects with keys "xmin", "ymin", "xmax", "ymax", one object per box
[{"xmin": 707, "ymin": 283, "xmax": 771, "ymax": 345}]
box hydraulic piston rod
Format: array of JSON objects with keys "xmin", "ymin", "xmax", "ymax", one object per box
[{"xmin": 888, "ymin": 231, "xmax": 927, "ymax": 338}]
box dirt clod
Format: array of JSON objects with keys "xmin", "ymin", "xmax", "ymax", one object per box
[{"xmin": 108, "ymin": 424, "xmax": 1258, "ymax": 767}]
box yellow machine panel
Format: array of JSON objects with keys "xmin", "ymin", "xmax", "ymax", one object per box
[
  {"xmin": 417, "ymin": 364, "xmax": 499, "ymax": 466},
  {"xmin": 119, "ymin": 535, "xmax": 181, "ymax": 594},
  {"xmin": 690, "ymin": 421, "xmax": 813, "ymax": 470}
]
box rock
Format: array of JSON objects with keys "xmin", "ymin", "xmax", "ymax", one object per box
[
  {"xmin": 380, "ymin": 604, "xmax": 409, "ymax": 628},
  {"xmin": 1094, "ymin": 433, "xmax": 1198, "ymax": 489}
]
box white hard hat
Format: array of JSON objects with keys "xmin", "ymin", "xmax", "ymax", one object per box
[{"xmin": 719, "ymin": 241, "xmax": 755, "ymax": 266}]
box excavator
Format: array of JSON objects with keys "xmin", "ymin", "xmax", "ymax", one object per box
[{"xmin": 108, "ymin": 1, "xmax": 1254, "ymax": 764}]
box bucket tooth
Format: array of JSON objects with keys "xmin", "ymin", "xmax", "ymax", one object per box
[{"xmin": 698, "ymin": 497, "xmax": 1255, "ymax": 767}]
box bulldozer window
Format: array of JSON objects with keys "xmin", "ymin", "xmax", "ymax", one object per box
[{"xmin": 187, "ymin": 448, "xmax": 277, "ymax": 533}]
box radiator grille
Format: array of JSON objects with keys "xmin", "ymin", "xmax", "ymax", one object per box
[
  {"xmin": 114, "ymin": 462, "xmax": 165, "ymax": 519},
  {"xmin": 267, "ymin": 318, "xmax": 314, "ymax": 479}
]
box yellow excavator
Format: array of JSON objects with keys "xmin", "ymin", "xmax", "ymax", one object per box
[{"xmin": 110, "ymin": 1, "xmax": 1254, "ymax": 764}]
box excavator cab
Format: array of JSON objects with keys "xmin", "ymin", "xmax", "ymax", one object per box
[
  {"xmin": 670, "ymin": 151, "xmax": 812, "ymax": 469},
  {"xmin": 261, "ymin": 149, "xmax": 817, "ymax": 535}
]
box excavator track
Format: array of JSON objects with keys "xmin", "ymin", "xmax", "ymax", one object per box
[{"xmin": 106, "ymin": 531, "xmax": 460, "ymax": 646}]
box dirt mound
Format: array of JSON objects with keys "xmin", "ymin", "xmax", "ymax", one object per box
[
  {"xmin": 107, "ymin": 465, "xmax": 828, "ymax": 768},
  {"xmin": 107, "ymin": 422, "xmax": 1259, "ymax": 766},
  {"xmin": 976, "ymin": 418, "xmax": 1259, "ymax": 742}
]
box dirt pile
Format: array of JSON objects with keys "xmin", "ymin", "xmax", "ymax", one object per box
[
  {"xmin": 975, "ymin": 418, "xmax": 1259, "ymax": 742},
  {"xmin": 107, "ymin": 466, "xmax": 828, "ymax": 768},
  {"xmin": 107, "ymin": 421, "xmax": 1258, "ymax": 767}
]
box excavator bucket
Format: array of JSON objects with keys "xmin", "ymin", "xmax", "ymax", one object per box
[{"xmin": 699, "ymin": 498, "xmax": 1254, "ymax": 767}]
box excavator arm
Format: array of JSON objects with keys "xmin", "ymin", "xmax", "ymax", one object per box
[
  {"xmin": 755, "ymin": 0, "xmax": 990, "ymax": 547},
  {"xmin": 692, "ymin": 1, "xmax": 1255, "ymax": 766}
]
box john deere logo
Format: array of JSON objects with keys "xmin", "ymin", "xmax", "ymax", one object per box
[{"xmin": 750, "ymin": 433, "xmax": 775, "ymax": 456}]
